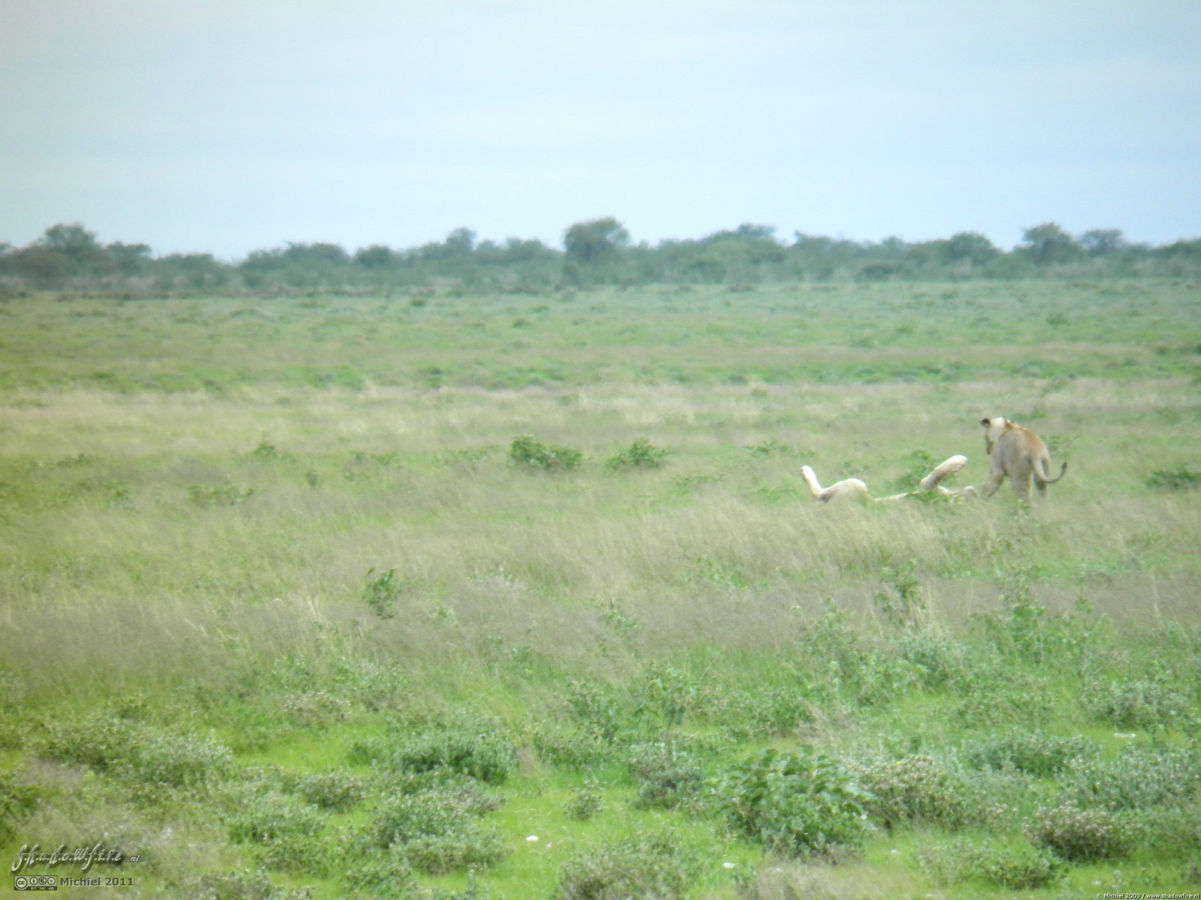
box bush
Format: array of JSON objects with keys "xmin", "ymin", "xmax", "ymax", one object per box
[
  {"xmin": 1146, "ymin": 467, "xmax": 1201, "ymax": 490},
  {"xmin": 606, "ymin": 438, "xmax": 668, "ymax": 470},
  {"xmin": 1027, "ymin": 802, "xmax": 1133, "ymax": 861},
  {"xmin": 564, "ymin": 780, "xmax": 604, "ymax": 820},
  {"xmin": 361, "ymin": 567, "xmax": 401, "ymax": 619},
  {"xmin": 1063, "ymin": 745, "xmax": 1201, "ymax": 811},
  {"xmin": 966, "ymin": 732, "xmax": 1099, "ymax": 777},
  {"xmin": 854, "ymin": 754, "xmax": 977, "ymax": 829},
  {"xmin": 555, "ymin": 830, "xmax": 702, "ymax": 900},
  {"xmin": 370, "ymin": 787, "xmax": 508, "ymax": 875},
  {"xmin": 626, "ymin": 743, "xmax": 705, "ymax": 810},
  {"xmin": 0, "ymin": 772, "xmax": 39, "ymax": 844},
  {"xmin": 287, "ymin": 770, "xmax": 367, "ymax": 811},
  {"xmin": 350, "ymin": 721, "xmax": 516, "ymax": 784},
  {"xmin": 190, "ymin": 868, "xmax": 316, "ymax": 900},
  {"xmin": 716, "ymin": 747, "xmax": 869, "ymax": 857},
  {"xmin": 225, "ymin": 788, "xmax": 327, "ymax": 845},
  {"xmin": 923, "ymin": 838, "xmax": 1064, "ymax": 890},
  {"xmin": 510, "ymin": 435, "xmax": 582, "ymax": 471},
  {"xmin": 342, "ymin": 847, "xmax": 417, "ymax": 900},
  {"xmin": 41, "ymin": 716, "xmax": 233, "ymax": 789},
  {"xmin": 1082, "ymin": 675, "xmax": 1193, "ymax": 730}
]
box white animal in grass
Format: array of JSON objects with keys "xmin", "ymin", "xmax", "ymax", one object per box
[{"xmin": 801, "ymin": 455, "xmax": 975, "ymax": 503}]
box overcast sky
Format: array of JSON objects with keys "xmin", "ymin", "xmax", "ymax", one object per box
[{"xmin": 2, "ymin": 1, "xmax": 1199, "ymax": 260}]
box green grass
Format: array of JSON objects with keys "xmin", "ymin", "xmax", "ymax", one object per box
[{"xmin": 1, "ymin": 280, "xmax": 1199, "ymax": 898}]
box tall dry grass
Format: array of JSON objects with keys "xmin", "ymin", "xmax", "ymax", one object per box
[{"xmin": 3, "ymin": 365, "xmax": 1197, "ymax": 705}]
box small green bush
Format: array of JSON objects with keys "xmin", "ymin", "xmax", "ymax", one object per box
[
  {"xmin": 1064, "ymin": 746, "xmax": 1201, "ymax": 811},
  {"xmin": 564, "ymin": 780, "xmax": 604, "ymax": 820},
  {"xmin": 1027, "ymin": 802, "xmax": 1133, "ymax": 861},
  {"xmin": 351, "ymin": 722, "xmax": 516, "ymax": 784},
  {"xmin": 190, "ymin": 868, "xmax": 316, "ymax": 900},
  {"xmin": 872, "ymin": 560, "xmax": 926, "ymax": 628},
  {"xmin": 1146, "ymin": 467, "xmax": 1201, "ymax": 490},
  {"xmin": 342, "ymin": 847, "xmax": 417, "ymax": 900},
  {"xmin": 1082, "ymin": 675, "xmax": 1193, "ymax": 730},
  {"xmin": 0, "ymin": 772, "xmax": 40, "ymax": 844},
  {"xmin": 510, "ymin": 435, "xmax": 582, "ymax": 471},
  {"xmin": 854, "ymin": 754, "xmax": 977, "ymax": 829},
  {"xmin": 626, "ymin": 743, "xmax": 705, "ymax": 810},
  {"xmin": 287, "ymin": 770, "xmax": 367, "ymax": 811},
  {"xmin": 966, "ymin": 732, "xmax": 1099, "ymax": 777},
  {"xmin": 225, "ymin": 788, "xmax": 327, "ymax": 845},
  {"xmin": 923, "ymin": 838, "xmax": 1064, "ymax": 890},
  {"xmin": 370, "ymin": 788, "xmax": 508, "ymax": 875},
  {"xmin": 606, "ymin": 438, "xmax": 668, "ymax": 470},
  {"xmin": 361, "ymin": 567, "xmax": 401, "ymax": 619},
  {"xmin": 555, "ymin": 830, "xmax": 702, "ymax": 900},
  {"xmin": 188, "ymin": 484, "xmax": 256, "ymax": 506},
  {"xmin": 716, "ymin": 747, "xmax": 870, "ymax": 857},
  {"xmin": 41, "ymin": 716, "xmax": 233, "ymax": 789}
]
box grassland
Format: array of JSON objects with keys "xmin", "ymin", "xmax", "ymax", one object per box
[{"xmin": 1, "ymin": 280, "xmax": 1199, "ymax": 899}]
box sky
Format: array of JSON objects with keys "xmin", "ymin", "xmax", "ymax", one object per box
[{"xmin": 2, "ymin": 0, "xmax": 1199, "ymax": 261}]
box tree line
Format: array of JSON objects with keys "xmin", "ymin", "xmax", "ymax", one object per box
[{"xmin": 2, "ymin": 218, "xmax": 1199, "ymax": 295}]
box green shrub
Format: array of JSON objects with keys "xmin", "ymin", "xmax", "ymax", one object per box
[
  {"xmin": 923, "ymin": 838, "xmax": 1064, "ymax": 890},
  {"xmin": 872, "ymin": 560, "xmax": 926, "ymax": 629},
  {"xmin": 225, "ymin": 788, "xmax": 327, "ymax": 845},
  {"xmin": 1064, "ymin": 745, "xmax": 1201, "ymax": 811},
  {"xmin": 1133, "ymin": 803, "xmax": 1201, "ymax": 859},
  {"xmin": 353, "ymin": 722, "xmax": 516, "ymax": 784},
  {"xmin": 1146, "ymin": 467, "xmax": 1201, "ymax": 490},
  {"xmin": 190, "ymin": 868, "xmax": 316, "ymax": 900},
  {"xmin": 1027, "ymin": 802, "xmax": 1134, "ymax": 861},
  {"xmin": 41, "ymin": 716, "xmax": 233, "ymax": 789},
  {"xmin": 188, "ymin": 484, "xmax": 256, "ymax": 506},
  {"xmin": 555, "ymin": 830, "xmax": 702, "ymax": 900},
  {"xmin": 894, "ymin": 626, "xmax": 967, "ymax": 690},
  {"xmin": 258, "ymin": 831, "xmax": 335, "ymax": 878},
  {"xmin": 952, "ymin": 669, "xmax": 1054, "ymax": 728},
  {"xmin": 287, "ymin": 770, "xmax": 367, "ymax": 811},
  {"xmin": 0, "ymin": 772, "xmax": 40, "ymax": 844},
  {"xmin": 626, "ymin": 743, "xmax": 705, "ymax": 810},
  {"xmin": 966, "ymin": 732, "xmax": 1099, "ymax": 777},
  {"xmin": 606, "ymin": 438, "xmax": 668, "ymax": 470},
  {"xmin": 528, "ymin": 722, "xmax": 615, "ymax": 768},
  {"xmin": 564, "ymin": 780, "xmax": 604, "ymax": 820},
  {"xmin": 854, "ymin": 754, "xmax": 977, "ymax": 829},
  {"xmin": 342, "ymin": 847, "xmax": 417, "ymax": 900},
  {"xmin": 510, "ymin": 435, "xmax": 582, "ymax": 471},
  {"xmin": 370, "ymin": 788, "xmax": 507, "ymax": 875},
  {"xmin": 361, "ymin": 567, "xmax": 401, "ymax": 619},
  {"xmin": 1082, "ymin": 675, "xmax": 1193, "ymax": 730},
  {"xmin": 716, "ymin": 747, "xmax": 870, "ymax": 857}
]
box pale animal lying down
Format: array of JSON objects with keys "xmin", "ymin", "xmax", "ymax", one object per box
[{"xmin": 801, "ymin": 455, "xmax": 976, "ymax": 503}]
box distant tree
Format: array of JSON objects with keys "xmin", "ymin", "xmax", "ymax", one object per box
[
  {"xmin": 563, "ymin": 217, "xmax": 630, "ymax": 284},
  {"xmin": 354, "ymin": 244, "xmax": 396, "ymax": 268},
  {"xmin": 154, "ymin": 253, "xmax": 229, "ymax": 290},
  {"xmin": 283, "ymin": 242, "xmax": 348, "ymax": 264},
  {"xmin": 1079, "ymin": 229, "xmax": 1127, "ymax": 256},
  {"xmin": 32, "ymin": 222, "xmax": 111, "ymax": 277},
  {"xmin": 39, "ymin": 222, "xmax": 102, "ymax": 257},
  {"xmin": 564, "ymin": 217, "xmax": 629, "ymax": 265},
  {"xmin": 106, "ymin": 242, "xmax": 152, "ymax": 276},
  {"xmin": 1020, "ymin": 222, "xmax": 1082, "ymax": 265},
  {"xmin": 445, "ymin": 227, "xmax": 476, "ymax": 255},
  {"xmin": 944, "ymin": 231, "xmax": 1000, "ymax": 265}
]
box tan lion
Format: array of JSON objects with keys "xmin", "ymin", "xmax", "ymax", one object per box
[{"xmin": 979, "ymin": 417, "xmax": 1067, "ymax": 500}]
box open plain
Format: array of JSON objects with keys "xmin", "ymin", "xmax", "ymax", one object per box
[{"xmin": 1, "ymin": 280, "xmax": 1199, "ymax": 898}]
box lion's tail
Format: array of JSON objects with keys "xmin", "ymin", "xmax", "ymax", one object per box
[{"xmin": 1038, "ymin": 458, "xmax": 1068, "ymax": 484}]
